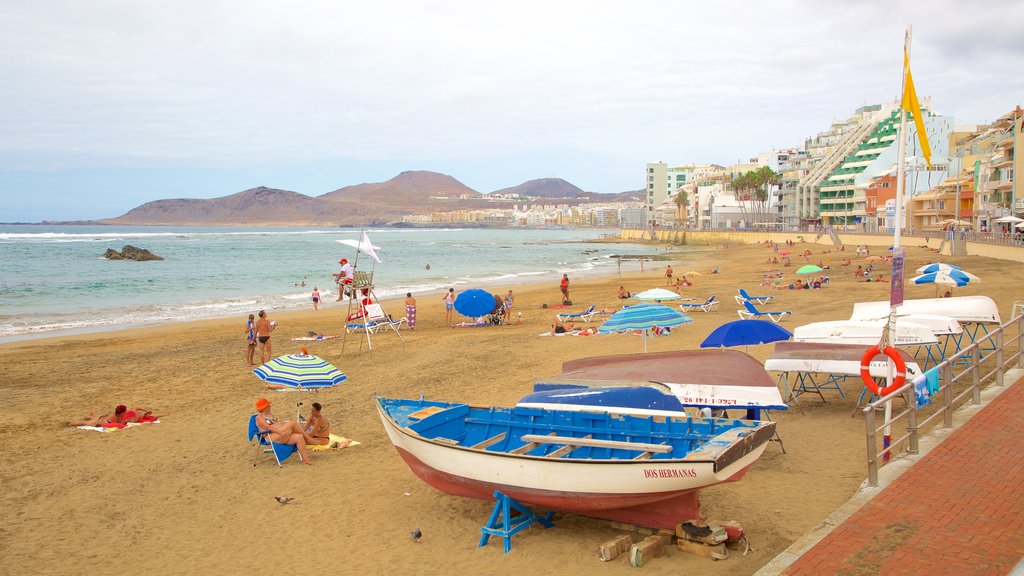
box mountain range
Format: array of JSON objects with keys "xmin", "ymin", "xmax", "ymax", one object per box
[{"xmin": 102, "ymin": 171, "xmax": 642, "ymax": 226}]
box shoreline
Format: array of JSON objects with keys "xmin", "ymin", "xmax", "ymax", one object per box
[{"xmin": 0, "ymin": 244, "xmax": 707, "ymax": 349}]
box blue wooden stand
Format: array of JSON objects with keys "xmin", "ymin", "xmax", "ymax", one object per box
[{"xmin": 478, "ymin": 491, "xmax": 554, "ymax": 553}]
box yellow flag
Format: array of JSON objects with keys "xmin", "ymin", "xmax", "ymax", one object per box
[{"xmin": 901, "ymin": 48, "xmax": 932, "ymax": 167}]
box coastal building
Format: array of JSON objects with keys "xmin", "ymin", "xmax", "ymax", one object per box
[
  {"xmin": 784, "ymin": 104, "xmax": 890, "ymax": 228},
  {"xmin": 644, "ymin": 163, "xmax": 720, "ymax": 226},
  {"xmin": 910, "ymin": 176, "xmax": 974, "ymax": 231},
  {"xmin": 816, "ymin": 102, "xmax": 953, "ymax": 229}
]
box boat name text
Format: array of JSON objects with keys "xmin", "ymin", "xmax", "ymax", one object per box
[{"xmin": 643, "ymin": 468, "xmax": 697, "ymax": 479}]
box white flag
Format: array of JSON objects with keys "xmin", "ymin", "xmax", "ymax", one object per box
[{"xmin": 359, "ymin": 231, "xmax": 382, "ymax": 263}]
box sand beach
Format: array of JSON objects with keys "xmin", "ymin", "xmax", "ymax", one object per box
[{"xmin": 1, "ymin": 239, "xmax": 1019, "ymax": 575}]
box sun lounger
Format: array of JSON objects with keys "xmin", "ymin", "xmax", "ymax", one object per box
[
  {"xmin": 735, "ymin": 288, "xmax": 774, "ymax": 305},
  {"xmin": 247, "ymin": 414, "xmax": 297, "ymax": 467},
  {"xmin": 556, "ymin": 305, "xmax": 598, "ymax": 323},
  {"xmin": 679, "ymin": 296, "xmax": 719, "ymax": 313},
  {"xmin": 345, "ymin": 318, "xmax": 407, "ymax": 334},
  {"xmin": 737, "ymin": 300, "xmax": 791, "ymax": 323}
]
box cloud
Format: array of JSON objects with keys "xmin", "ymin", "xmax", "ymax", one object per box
[{"xmin": 1, "ymin": 0, "xmax": 1022, "ymax": 219}]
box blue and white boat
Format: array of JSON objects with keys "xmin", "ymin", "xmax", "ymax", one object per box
[{"xmin": 376, "ymin": 396, "xmax": 776, "ymax": 529}]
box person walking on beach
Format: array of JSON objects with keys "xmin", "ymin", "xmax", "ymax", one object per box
[
  {"xmin": 311, "ymin": 287, "xmax": 321, "ymax": 311},
  {"xmin": 503, "ymin": 290, "xmax": 514, "ymax": 323},
  {"xmin": 665, "ymin": 265, "xmax": 674, "ymax": 285},
  {"xmin": 443, "ymin": 288, "xmax": 455, "ymax": 323},
  {"xmin": 560, "ymin": 274, "xmax": 570, "ymax": 304},
  {"xmin": 245, "ymin": 313, "xmax": 256, "ymax": 366},
  {"xmin": 405, "ymin": 292, "xmax": 417, "ymax": 330},
  {"xmin": 254, "ymin": 310, "xmax": 274, "ymax": 364}
]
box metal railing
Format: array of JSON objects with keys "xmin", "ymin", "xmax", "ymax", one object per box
[{"xmin": 864, "ymin": 312, "xmax": 1024, "ymax": 486}]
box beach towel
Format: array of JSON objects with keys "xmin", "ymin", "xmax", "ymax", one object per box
[
  {"xmin": 924, "ymin": 367, "xmax": 940, "ymax": 396},
  {"xmin": 290, "ymin": 335, "xmax": 340, "ymax": 341},
  {"xmin": 76, "ymin": 420, "xmax": 161, "ymax": 433},
  {"xmin": 912, "ymin": 374, "xmax": 932, "ymax": 408},
  {"xmin": 538, "ymin": 329, "xmax": 597, "ymax": 337},
  {"xmin": 307, "ymin": 434, "xmax": 360, "ymax": 451}
]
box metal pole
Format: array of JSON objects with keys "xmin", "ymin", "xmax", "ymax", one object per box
[
  {"xmin": 1018, "ymin": 314, "xmax": 1024, "ymax": 369},
  {"xmin": 942, "ymin": 362, "xmax": 953, "ymax": 427},
  {"xmin": 905, "ymin": 388, "xmax": 919, "ymax": 454},
  {"xmin": 865, "ymin": 406, "xmax": 878, "ymax": 487},
  {"xmin": 996, "ymin": 329, "xmax": 1005, "ymax": 385},
  {"xmin": 971, "ymin": 344, "xmax": 981, "ymax": 404}
]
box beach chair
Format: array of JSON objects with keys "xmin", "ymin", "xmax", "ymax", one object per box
[
  {"xmin": 737, "ymin": 300, "xmax": 791, "ymax": 323},
  {"xmin": 735, "ymin": 288, "xmax": 774, "ymax": 305},
  {"xmin": 556, "ymin": 305, "xmax": 598, "ymax": 323},
  {"xmin": 679, "ymin": 295, "xmax": 719, "ymax": 313},
  {"xmin": 247, "ymin": 414, "xmax": 297, "ymax": 467}
]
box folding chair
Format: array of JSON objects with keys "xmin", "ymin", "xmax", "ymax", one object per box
[
  {"xmin": 735, "ymin": 288, "xmax": 774, "ymax": 305},
  {"xmin": 737, "ymin": 300, "xmax": 791, "ymax": 323},
  {"xmin": 247, "ymin": 414, "xmax": 297, "ymax": 467},
  {"xmin": 679, "ymin": 295, "xmax": 719, "ymax": 313},
  {"xmin": 556, "ymin": 305, "xmax": 598, "ymax": 323}
]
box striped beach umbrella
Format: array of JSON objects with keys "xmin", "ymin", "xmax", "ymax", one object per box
[
  {"xmin": 910, "ymin": 271, "xmax": 975, "ymax": 288},
  {"xmin": 598, "ymin": 303, "xmax": 693, "ymax": 352},
  {"xmin": 915, "ymin": 263, "xmax": 979, "ymax": 281},
  {"xmin": 252, "ymin": 353, "xmax": 347, "ymax": 389}
]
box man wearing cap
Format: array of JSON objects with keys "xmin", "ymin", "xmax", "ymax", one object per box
[
  {"xmin": 254, "ymin": 398, "xmax": 315, "ymax": 465},
  {"xmin": 333, "ymin": 258, "xmax": 354, "ymax": 301}
]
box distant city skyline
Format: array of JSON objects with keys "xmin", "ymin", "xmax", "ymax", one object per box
[{"xmin": 2, "ymin": 0, "xmax": 1023, "ymax": 221}]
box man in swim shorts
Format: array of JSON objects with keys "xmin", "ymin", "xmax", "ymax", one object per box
[{"xmin": 254, "ymin": 310, "xmax": 273, "ymax": 364}]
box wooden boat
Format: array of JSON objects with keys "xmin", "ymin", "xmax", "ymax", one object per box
[
  {"xmin": 519, "ymin": 350, "xmax": 787, "ymax": 417},
  {"xmin": 376, "ymin": 397, "xmax": 776, "ymax": 529}
]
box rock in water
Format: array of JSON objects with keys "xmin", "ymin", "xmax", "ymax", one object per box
[{"xmin": 103, "ymin": 245, "xmax": 164, "ymax": 261}]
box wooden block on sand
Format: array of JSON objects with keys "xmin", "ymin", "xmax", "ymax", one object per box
[
  {"xmin": 598, "ymin": 534, "xmax": 633, "ymax": 562},
  {"xmin": 676, "ymin": 538, "xmax": 729, "ymax": 560},
  {"xmin": 609, "ymin": 521, "xmax": 656, "ymax": 536},
  {"xmin": 676, "ymin": 520, "xmax": 727, "ymax": 545},
  {"xmin": 629, "ymin": 535, "xmax": 665, "ymax": 568}
]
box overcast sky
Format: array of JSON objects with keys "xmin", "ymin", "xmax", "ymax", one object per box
[{"xmin": 2, "ymin": 0, "xmax": 1022, "ymax": 221}]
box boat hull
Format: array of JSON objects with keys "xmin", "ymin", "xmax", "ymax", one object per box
[{"xmin": 378, "ymin": 406, "xmax": 769, "ymax": 529}]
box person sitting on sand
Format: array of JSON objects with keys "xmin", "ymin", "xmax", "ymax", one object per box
[
  {"xmin": 854, "ymin": 265, "xmax": 864, "ymax": 277},
  {"xmin": 68, "ymin": 404, "xmax": 129, "ymax": 427},
  {"xmin": 303, "ymin": 402, "xmax": 351, "ymax": 448},
  {"xmin": 254, "ymin": 398, "xmax": 315, "ymax": 465},
  {"xmin": 617, "ymin": 286, "xmax": 630, "ymax": 299}
]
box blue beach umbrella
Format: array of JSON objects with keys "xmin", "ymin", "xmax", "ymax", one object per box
[
  {"xmin": 454, "ymin": 288, "xmax": 497, "ymax": 318},
  {"xmin": 700, "ymin": 319, "xmax": 793, "ymax": 349},
  {"xmin": 252, "ymin": 353, "xmax": 347, "ymax": 389},
  {"xmin": 910, "ymin": 271, "xmax": 974, "ymax": 288},
  {"xmin": 598, "ymin": 303, "xmax": 693, "ymax": 352}
]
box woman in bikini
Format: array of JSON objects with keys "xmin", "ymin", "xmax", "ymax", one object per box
[
  {"xmin": 303, "ymin": 403, "xmax": 351, "ymax": 448},
  {"xmin": 254, "ymin": 398, "xmax": 315, "ymax": 465},
  {"xmin": 69, "ymin": 404, "xmax": 128, "ymax": 427}
]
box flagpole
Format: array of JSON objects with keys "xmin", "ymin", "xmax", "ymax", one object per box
[{"xmin": 882, "ymin": 25, "xmax": 913, "ymax": 463}]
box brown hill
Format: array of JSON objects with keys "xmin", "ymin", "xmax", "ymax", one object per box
[
  {"xmin": 320, "ymin": 171, "xmax": 481, "ymax": 204},
  {"xmin": 104, "ymin": 186, "xmax": 344, "ymax": 226}
]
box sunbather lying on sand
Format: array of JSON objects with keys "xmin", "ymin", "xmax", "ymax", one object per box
[{"xmin": 68, "ymin": 404, "xmax": 160, "ymax": 427}]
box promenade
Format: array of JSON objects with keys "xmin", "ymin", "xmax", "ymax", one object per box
[{"xmin": 776, "ymin": 374, "xmax": 1024, "ymax": 575}]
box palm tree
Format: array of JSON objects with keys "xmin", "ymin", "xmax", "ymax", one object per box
[{"xmin": 673, "ymin": 187, "xmax": 689, "ymax": 227}]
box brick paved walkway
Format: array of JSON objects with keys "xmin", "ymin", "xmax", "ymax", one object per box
[{"xmin": 782, "ymin": 376, "xmax": 1024, "ymax": 576}]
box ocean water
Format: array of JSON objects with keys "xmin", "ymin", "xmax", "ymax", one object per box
[{"xmin": 0, "ymin": 225, "xmax": 673, "ymax": 341}]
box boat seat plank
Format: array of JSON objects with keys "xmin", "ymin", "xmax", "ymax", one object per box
[
  {"xmin": 544, "ymin": 435, "xmax": 591, "ymax": 458},
  {"xmin": 521, "ymin": 434, "xmax": 672, "ymax": 454},
  {"xmin": 408, "ymin": 406, "xmax": 446, "ymax": 420},
  {"xmin": 471, "ymin": 432, "xmax": 507, "ymax": 450},
  {"xmin": 465, "ymin": 417, "xmax": 710, "ymax": 442},
  {"xmin": 632, "ymin": 451, "xmax": 654, "ymax": 460},
  {"xmin": 509, "ymin": 432, "xmax": 556, "ymax": 455}
]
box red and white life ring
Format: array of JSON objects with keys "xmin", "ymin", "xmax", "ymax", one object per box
[{"xmin": 860, "ymin": 345, "xmax": 906, "ymax": 397}]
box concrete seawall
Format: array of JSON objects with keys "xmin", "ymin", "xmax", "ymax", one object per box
[{"xmin": 619, "ymin": 229, "xmax": 1024, "ymax": 264}]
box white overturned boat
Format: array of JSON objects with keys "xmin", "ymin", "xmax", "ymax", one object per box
[
  {"xmin": 765, "ymin": 341, "xmax": 923, "ymax": 380},
  {"xmin": 793, "ymin": 319, "xmax": 938, "ymax": 346},
  {"xmin": 850, "ymin": 295, "xmax": 1000, "ymax": 324}
]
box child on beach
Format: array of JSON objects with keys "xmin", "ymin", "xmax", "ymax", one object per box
[
  {"xmin": 245, "ymin": 313, "xmax": 256, "ymax": 366},
  {"xmin": 443, "ymin": 288, "xmax": 455, "ymax": 323},
  {"xmin": 311, "ymin": 287, "xmax": 321, "ymax": 311}
]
